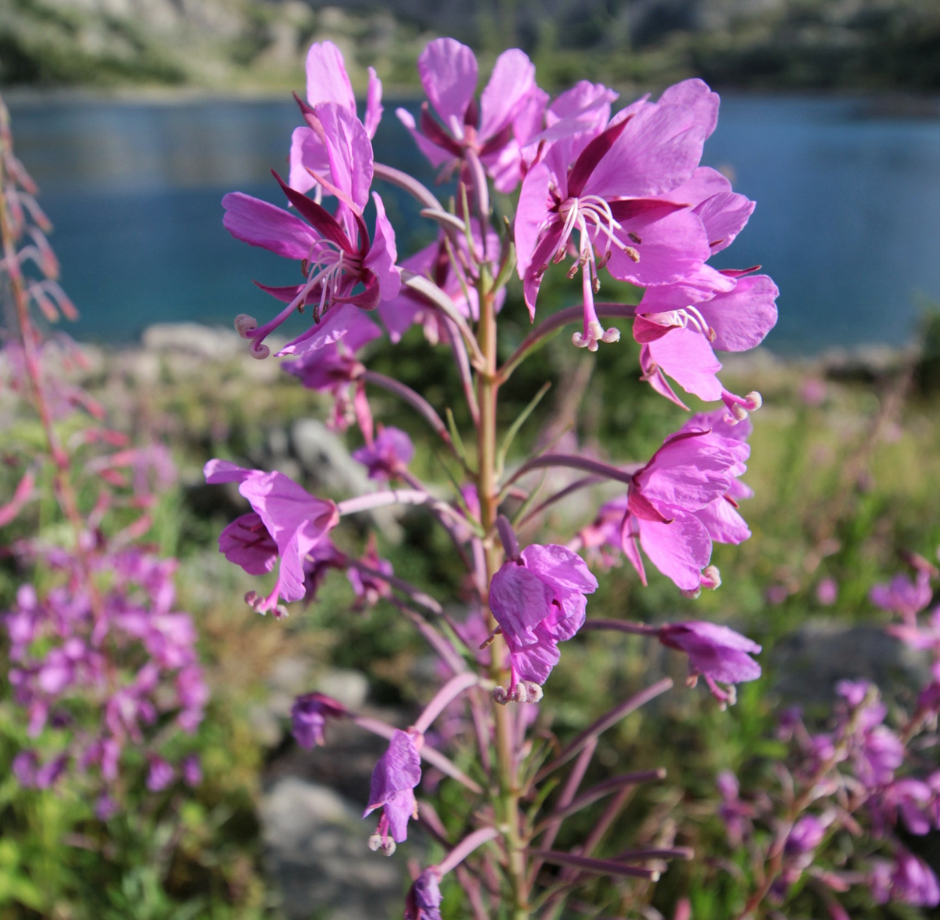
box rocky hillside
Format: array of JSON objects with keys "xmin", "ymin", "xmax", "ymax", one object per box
[{"xmin": 1, "ymin": 0, "xmax": 939, "ymax": 91}]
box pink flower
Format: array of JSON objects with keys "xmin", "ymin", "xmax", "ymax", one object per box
[
  {"xmin": 223, "ymin": 88, "xmax": 400, "ymax": 358},
  {"xmin": 617, "ymin": 425, "xmax": 750, "ymax": 592},
  {"xmin": 146, "ymin": 756, "xmax": 174, "ymax": 792},
  {"xmin": 364, "ymin": 729, "xmax": 422, "ymax": 850},
  {"xmin": 489, "ymin": 544, "xmax": 598, "ymax": 691},
  {"xmin": 870, "ymin": 572, "xmax": 932, "ymax": 624},
  {"xmin": 347, "ymin": 536, "xmax": 393, "ymax": 609},
  {"xmin": 405, "ymin": 869, "xmax": 443, "ymax": 920},
  {"xmin": 659, "ymin": 621, "xmax": 761, "ymax": 704},
  {"xmin": 816, "ymin": 578, "xmax": 839, "ymax": 605},
  {"xmin": 282, "ymin": 313, "xmax": 381, "ymax": 430},
  {"xmin": 397, "ymin": 38, "xmax": 538, "ymax": 192},
  {"xmin": 634, "ymin": 266, "xmax": 777, "ymax": 410},
  {"xmin": 515, "ymin": 79, "xmax": 720, "ymax": 349},
  {"xmin": 204, "ymin": 460, "xmax": 339, "ymax": 616},
  {"xmin": 871, "ymin": 850, "xmax": 940, "ymax": 907},
  {"xmin": 288, "ymin": 42, "xmax": 384, "ymax": 198},
  {"xmin": 291, "ymin": 692, "xmax": 346, "ymax": 749},
  {"xmin": 352, "ymin": 426, "xmax": 414, "ymax": 480}
]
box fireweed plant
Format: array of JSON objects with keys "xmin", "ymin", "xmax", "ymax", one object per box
[
  {"xmin": 0, "ymin": 96, "xmax": 207, "ymax": 814},
  {"xmin": 710, "ymin": 555, "xmax": 940, "ymax": 919},
  {"xmin": 215, "ymin": 39, "xmax": 780, "ymax": 917}
]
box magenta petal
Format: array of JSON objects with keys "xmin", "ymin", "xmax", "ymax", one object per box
[
  {"xmin": 584, "ymin": 81, "xmax": 719, "ymax": 199},
  {"xmin": 272, "ymin": 171, "xmax": 356, "ymax": 255},
  {"xmin": 418, "ymin": 38, "xmax": 478, "ymax": 130},
  {"xmin": 204, "ymin": 459, "xmax": 251, "ymax": 484},
  {"xmin": 277, "ymin": 303, "xmax": 370, "ymax": 357},
  {"xmin": 661, "ymin": 621, "xmax": 761, "ymax": 684},
  {"xmin": 364, "ymin": 66, "xmax": 384, "ymax": 139},
  {"xmin": 602, "ymin": 207, "xmax": 710, "ymax": 287},
  {"xmin": 222, "ymin": 192, "xmax": 318, "ymax": 260},
  {"xmin": 521, "ymin": 544, "xmax": 598, "ymax": 594},
  {"xmin": 695, "ymin": 497, "xmax": 751, "ymax": 545},
  {"xmin": 363, "ymin": 192, "xmax": 401, "ymax": 301},
  {"xmin": 646, "ymin": 327, "xmax": 724, "ymax": 402},
  {"xmin": 479, "ymin": 48, "xmax": 536, "ymax": 141},
  {"xmin": 395, "ymin": 108, "xmax": 454, "ymax": 168},
  {"xmin": 638, "ymin": 513, "xmax": 712, "ymax": 591},
  {"xmin": 699, "ymin": 274, "xmax": 779, "ymax": 352},
  {"xmin": 489, "ymin": 563, "xmax": 555, "ymax": 647},
  {"xmin": 514, "ymin": 160, "xmax": 554, "ymax": 280},
  {"xmin": 637, "ymin": 428, "xmax": 749, "ymax": 512},
  {"xmin": 219, "ymin": 513, "xmax": 278, "ymax": 575},
  {"xmin": 522, "ymin": 219, "xmax": 565, "ymax": 317},
  {"xmin": 305, "ymin": 41, "xmax": 356, "ymax": 111},
  {"xmin": 695, "ymin": 191, "xmax": 756, "ymax": 253},
  {"xmin": 316, "ymin": 104, "xmax": 374, "ymax": 212},
  {"xmin": 511, "ymin": 629, "xmax": 561, "ymax": 684},
  {"xmin": 288, "ymin": 126, "xmax": 332, "ymax": 196}
]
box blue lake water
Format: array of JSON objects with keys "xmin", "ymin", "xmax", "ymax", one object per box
[{"xmin": 6, "ymin": 93, "xmax": 940, "ymax": 354}]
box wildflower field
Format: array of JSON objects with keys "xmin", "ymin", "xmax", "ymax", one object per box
[{"xmin": 3, "ymin": 37, "xmax": 940, "ymax": 920}]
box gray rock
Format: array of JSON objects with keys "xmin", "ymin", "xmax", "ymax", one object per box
[
  {"xmin": 771, "ymin": 621, "xmax": 930, "ymax": 707},
  {"xmin": 141, "ymin": 322, "xmax": 241, "ymax": 361},
  {"xmin": 261, "ymin": 777, "xmax": 401, "ymax": 920}
]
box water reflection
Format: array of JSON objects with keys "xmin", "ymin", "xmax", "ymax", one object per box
[{"xmin": 7, "ymin": 94, "xmax": 940, "ymax": 352}]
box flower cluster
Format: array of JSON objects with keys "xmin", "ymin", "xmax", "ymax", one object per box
[
  {"xmin": 209, "ymin": 35, "xmax": 778, "ymax": 919},
  {"xmin": 713, "ymin": 555, "xmax": 940, "ymax": 914},
  {"xmin": 0, "ymin": 94, "xmax": 206, "ymax": 811}
]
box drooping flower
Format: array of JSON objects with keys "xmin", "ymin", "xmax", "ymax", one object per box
[
  {"xmin": 205, "ymin": 460, "xmax": 339, "ymax": 616},
  {"xmin": 635, "ymin": 265, "xmax": 777, "ymax": 412},
  {"xmin": 489, "ymin": 544, "xmax": 598, "ymax": 692},
  {"xmin": 397, "ymin": 38, "xmax": 538, "ymax": 192},
  {"xmin": 282, "ymin": 311, "xmax": 382, "ymax": 431},
  {"xmin": 580, "ymin": 425, "xmax": 750, "ymax": 592},
  {"xmin": 288, "ymin": 42, "xmax": 384, "ymax": 198},
  {"xmin": 659, "ymin": 621, "xmax": 761, "ymax": 704},
  {"xmin": 223, "ymin": 92, "xmax": 400, "ymax": 358},
  {"xmin": 352, "ymin": 426, "xmax": 414, "ymax": 480},
  {"xmin": 291, "ymin": 692, "xmax": 346, "ymax": 749},
  {"xmin": 364, "ymin": 729, "xmax": 423, "ymax": 852},
  {"xmin": 146, "ymin": 756, "xmax": 174, "ymax": 792},
  {"xmin": 870, "ymin": 572, "xmax": 933, "ymax": 624},
  {"xmin": 515, "ymin": 79, "xmax": 721, "ymax": 349},
  {"xmin": 871, "ymin": 850, "xmax": 940, "ymax": 907},
  {"xmin": 405, "ymin": 868, "xmax": 443, "ymax": 920},
  {"xmin": 347, "ymin": 535, "xmax": 394, "ymax": 610}
]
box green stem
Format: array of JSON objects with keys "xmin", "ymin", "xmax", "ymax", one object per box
[{"xmin": 477, "ymin": 285, "xmax": 530, "ymax": 919}]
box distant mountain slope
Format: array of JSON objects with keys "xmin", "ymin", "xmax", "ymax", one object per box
[{"xmin": 1, "ymin": 0, "xmax": 938, "ymax": 90}]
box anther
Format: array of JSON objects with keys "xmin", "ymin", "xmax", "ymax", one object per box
[
  {"xmin": 625, "ymin": 246, "xmax": 640, "ymax": 263},
  {"xmin": 628, "ymin": 232, "xmax": 642, "ymax": 244}
]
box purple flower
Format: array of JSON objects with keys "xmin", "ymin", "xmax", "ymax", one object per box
[
  {"xmin": 870, "ymin": 572, "xmax": 932, "ymax": 624},
  {"xmin": 364, "ymin": 730, "xmax": 422, "ymax": 851},
  {"xmin": 489, "ymin": 543, "xmax": 598, "ymax": 692},
  {"xmin": 222, "ymin": 86, "xmax": 400, "ymax": 359},
  {"xmin": 785, "ymin": 815, "xmax": 826, "ymax": 855},
  {"xmin": 404, "ymin": 868, "xmax": 443, "ymax": 920},
  {"xmin": 146, "ymin": 756, "xmax": 174, "ymax": 792},
  {"xmin": 291, "ymin": 692, "xmax": 346, "ymax": 749},
  {"xmin": 635, "ymin": 268, "xmax": 776, "ymax": 411},
  {"xmin": 816, "ymin": 577, "xmax": 839, "ymax": 606},
  {"xmin": 182, "ymin": 755, "xmax": 202, "ymax": 788},
  {"xmin": 397, "ymin": 38, "xmax": 538, "ymax": 192},
  {"xmin": 288, "ymin": 42, "xmax": 384, "ymax": 198},
  {"xmin": 620, "ymin": 425, "xmax": 750, "ymax": 592},
  {"xmin": 95, "ymin": 794, "xmax": 118, "ymax": 820},
  {"xmin": 716, "ymin": 769, "xmax": 751, "ymax": 846},
  {"xmin": 12, "ymin": 750, "xmax": 38, "ymax": 786},
  {"xmin": 352, "ymin": 426, "xmax": 414, "ymax": 480},
  {"xmin": 282, "ymin": 314, "xmax": 381, "ymax": 431},
  {"xmin": 347, "ymin": 536, "xmax": 393, "ymax": 609},
  {"xmin": 659, "ymin": 621, "xmax": 761, "ymax": 704},
  {"xmin": 871, "ymin": 850, "xmax": 940, "ymax": 907},
  {"xmin": 205, "ymin": 460, "xmax": 339, "ymax": 616},
  {"xmin": 515, "ymin": 79, "xmax": 721, "ymax": 349}
]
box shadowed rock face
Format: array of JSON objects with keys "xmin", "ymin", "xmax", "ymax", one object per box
[
  {"xmin": 770, "ymin": 621, "xmax": 930, "ymax": 708},
  {"xmin": 261, "ymin": 777, "xmax": 402, "ymax": 920}
]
